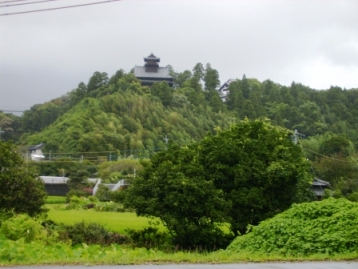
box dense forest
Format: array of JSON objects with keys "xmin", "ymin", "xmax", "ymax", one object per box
[{"xmin": 1, "ymin": 63, "xmax": 358, "ymax": 197}]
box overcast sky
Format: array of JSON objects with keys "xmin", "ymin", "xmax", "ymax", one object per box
[{"xmin": 1, "ymin": 0, "xmax": 357, "ymax": 113}]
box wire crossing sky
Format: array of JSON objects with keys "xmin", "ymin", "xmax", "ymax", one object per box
[
  {"xmin": 0, "ymin": 0, "xmax": 357, "ymax": 112},
  {"xmin": 0, "ymin": 0, "xmax": 121, "ymax": 16}
]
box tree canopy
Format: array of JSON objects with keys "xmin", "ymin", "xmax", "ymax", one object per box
[
  {"xmin": 125, "ymin": 119, "xmax": 313, "ymax": 248},
  {"xmin": 0, "ymin": 141, "xmax": 46, "ymax": 216}
]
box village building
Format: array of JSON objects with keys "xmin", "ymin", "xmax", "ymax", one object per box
[
  {"xmin": 311, "ymin": 178, "xmax": 331, "ymax": 200},
  {"xmin": 218, "ymin": 79, "xmax": 235, "ymax": 102},
  {"xmin": 28, "ymin": 142, "xmax": 45, "ymax": 161},
  {"xmin": 134, "ymin": 53, "xmax": 173, "ymax": 87}
]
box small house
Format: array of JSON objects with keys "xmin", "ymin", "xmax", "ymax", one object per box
[
  {"xmin": 218, "ymin": 79, "xmax": 235, "ymax": 102},
  {"xmin": 28, "ymin": 142, "xmax": 45, "ymax": 161},
  {"xmin": 311, "ymin": 178, "xmax": 331, "ymax": 200}
]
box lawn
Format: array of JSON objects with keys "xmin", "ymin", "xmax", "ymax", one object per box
[{"xmin": 45, "ymin": 204, "xmax": 164, "ymax": 234}]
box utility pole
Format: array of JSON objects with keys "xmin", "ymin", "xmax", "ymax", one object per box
[
  {"xmin": 292, "ymin": 129, "xmax": 305, "ymax": 145},
  {"xmin": 0, "ymin": 127, "xmax": 4, "ymax": 141},
  {"xmin": 163, "ymin": 135, "xmax": 169, "ymax": 149}
]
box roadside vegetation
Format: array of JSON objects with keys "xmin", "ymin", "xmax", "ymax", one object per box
[{"xmin": 1, "ymin": 114, "xmax": 358, "ymax": 265}]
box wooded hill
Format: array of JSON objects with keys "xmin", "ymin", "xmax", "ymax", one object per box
[{"xmin": 1, "ymin": 64, "xmax": 358, "ymax": 156}]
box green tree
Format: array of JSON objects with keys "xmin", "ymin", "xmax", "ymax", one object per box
[
  {"xmin": 173, "ymin": 70, "xmax": 192, "ymax": 88},
  {"xmin": 151, "ymin": 81, "xmax": 174, "ymax": 107},
  {"xmin": 126, "ymin": 119, "xmax": 312, "ymax": 248},
  {"xmin": 199, "ymin": 119, "xmax": 311, "ymax": 235},
  {"xmin": 67, "ymin": 169, "xmax": 90, "ymax": 190},
  {"xmin": 0, "ymin": 141, "xmax": 47, "ymax": 216},
  {"xmin": 87, "ymin": 71, "xmax": 108, "ymax": 92},
  {"xmin": 319, "ymin": 135, "xmax": 352, "ymax": 157},
  {"xmin": 198, "ymin": 119, "xmax": 312, "ymax": 236},
  {"xmin": 203, "ymin": 63, "xmax": 220, "ymax": 91},
  {"xmin": 192, "ymin": 63, "xmax": 204, "ymax": 83},
  {"xmin": 125, "ymin": 144, "xmax": 230, "ymax": 249}
]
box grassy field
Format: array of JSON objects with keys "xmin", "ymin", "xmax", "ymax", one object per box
[
  {"xmin": 45, "ymin": 196, "xmax": 67, "ymax": 204},
  {"xmin": 45, "ymin": 204, "xmax": 164, "ymax": 234}
]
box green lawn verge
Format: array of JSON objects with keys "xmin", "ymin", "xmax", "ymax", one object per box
[
  {"xmin": 0, "ymin": 238, "xmax": 357, "ymax": 266},
  {"xmin": 45, "ymin": 204, "xmax": 164, "ymax": 234}
]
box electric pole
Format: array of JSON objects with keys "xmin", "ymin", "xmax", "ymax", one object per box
[
  {"xmin": 0, "ymin": 127, "xmax": 4, "ymax": 141},
  {"xmin": 292, "ymin": 129, "xmax": 305, "ymax": 145}
]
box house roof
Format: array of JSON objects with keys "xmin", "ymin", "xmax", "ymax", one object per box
[
  {"xmin": 218, "ymin": 79, "xmax": 235, "ymax": 92},
  {"xmin": 144, "ymin": 53, "xmax": 160, "ymax": 62},
  {"xmin": 134, "ymin": 66, "xmax": 172, "ymax": 79},
  {"xmin": 312, "ymin": 178, "xmax": 331, "ymax": 187},
  {"xmin": 28, "ymin": 142, "xmax": 45, "ymax": 151}
]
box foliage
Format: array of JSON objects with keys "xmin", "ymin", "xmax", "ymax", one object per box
[
  {"xmin": 0, "ymin": 214, "xmax": 48, "ymax": 243},
  {"xmin": 125, "ymin": 143, "xmax": 231, "ymax": 250},
  {"xmin": 95, "ymin": 185, "xmax": 112, "ymax": 201},
  {"xmin": 66, "ymin": 196, "xmax": 98, "ymax": 210},
  {"xmin": 126, "ymin": 119, "xmax": 312, "ymax": 248},
  {"xmin": 65, "ymin": 189, "xmax": 91, "ymax": 203},
  {"xmin": 227, "ymin": 198, "xmax": 358, "ymax": 256},
  {"xmin": 198, "ymin": 119, "xmax": 313, "ymax": 235},
  {"xmin": 63, "ymin": 221, "xmax": 127, "ymax": 246},
  {"xmin": 110, "ymin": 188, "xmax": 127, "ymax": 203},
  {"xmin": 97, "ymin": 159, "xmax": 142, "ymax": 181},
  {"xmin": 66, "ymin": 196, "xmax": 123, "ymax": 212},
  {"xmin": 125, "ymin": 226, "xmax": 170, "ymax": 250},
  {"xmin": 347, "ymin": 192, "xmax": 358, "ymax": 202},
  {"xmin": 0, "ymin": 235, "xmax": 356, "ymax": 266},
  {"xmin": 30, "ymin": 160, "xmax": 97, "ymax": 178},
  {"xmin": 67, "ymin": 169, "xmax": 90, "ymax": 189},
  {"xmin": 0, "ymin": 141, "xmax": 47, "ymax": 216},
  {"xmin": 0, "ymin": 111, "xmax": 22, "ymax": 142},
  {"xmin": 301, "ymin": 134, "xmax": 358, "ymax": 197}
]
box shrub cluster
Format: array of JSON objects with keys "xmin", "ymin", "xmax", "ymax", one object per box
[
  {"xmin": 62, "ymin": 221, "xmax": 127, "ymax": 246},
  {"xmin": 227, "ymin": 198, "xmax": 358, "ymax": 256},
  {"xmin": 0, "ymin": 214, "xmax": 48, "ymax": 243},
  {"xmin": 66, "ymin": 196, "xmax": 124, "ymax": 212},
  {"xmin": 125, "ymin": 227, "xmax": 170, "ymax": 250},
  {"xmin": 0, "ymin": 213, "xmax": 127, "ymax": 247}
]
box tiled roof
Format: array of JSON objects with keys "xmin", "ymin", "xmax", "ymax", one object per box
[
  {"xmin": 28, "ymin": 142, "xmax": 45, "ymax": 151},
  {"xmin": 312, "ymin": 178, "xmax": 331, "ymax": 187},
  {"xmin": 144, "ymin": 53, "xmax": 160, "ymax": 61}
]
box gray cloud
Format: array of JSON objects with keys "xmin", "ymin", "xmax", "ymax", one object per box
[{"xmin": 1, "ymin": 0, "xmax": 357, "ymax": 112}]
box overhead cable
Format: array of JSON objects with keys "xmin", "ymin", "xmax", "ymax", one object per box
[
  {"xmin": 0, "ymin": 0, "xmax": 120, "ymax": 16},
  {"xmin": 0, "ymin": 0, "xmax": 29, "ymax": 4},
  {"xmin": 0, "ymin": 0, "xmax": 60, "ymax": 8}
]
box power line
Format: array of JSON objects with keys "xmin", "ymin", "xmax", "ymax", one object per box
[
  {"xmin": 0, "ymin": 0, "xmax": 121, "ymax": 16},
  {"xmin": 303, "ymin": 148, "xmax": 353, "ymax": 163},
  {"xmin": 0, "ymin": 0, "xmax": 60, "ymax": 8},
  {"xmin": 0, "ymin": 0, "xmax": 29, "ymax": 4}
]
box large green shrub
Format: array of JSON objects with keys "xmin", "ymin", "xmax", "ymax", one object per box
[
  {"xmin": 0, "ymin": 141, "xmax": 47, "ymax": 216},
  {"xmin": 0, "ymin": 214, "xmax": 47, "ymax": 242},
  {"xmin": 66, "ymin": 196, "xmax": 98, "ymax": 210},
  {"xmin": 63, "ymin": 221, "xmax": 127, "ymax": 246},
  {"xmin": 227, "ymin": 198, "xmax": 358, "ymax": 255}
]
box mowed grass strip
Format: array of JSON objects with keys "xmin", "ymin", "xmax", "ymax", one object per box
[{"xmin": 46, "ymin": 205, "xmax": 164, "ymax": 234}]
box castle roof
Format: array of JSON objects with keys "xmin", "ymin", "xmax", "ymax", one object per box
[{"xmin": 144, "ymin": 53, "xmax": 160, "ymax": 62}]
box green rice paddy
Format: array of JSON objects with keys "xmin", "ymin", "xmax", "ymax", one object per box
[{"xmin": 45, "ymin": 204, "xmax": 164, "ymax": 234}]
